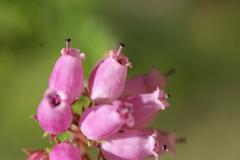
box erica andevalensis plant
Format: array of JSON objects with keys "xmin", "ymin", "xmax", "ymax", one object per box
[{"xmin": 24, "ymin": 38, "xmax": 183, "ymax": 160}]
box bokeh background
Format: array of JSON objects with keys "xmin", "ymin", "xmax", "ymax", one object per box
[{"xmin": 0, "ymin": 0, "xmax": 240, "ymax": 159}]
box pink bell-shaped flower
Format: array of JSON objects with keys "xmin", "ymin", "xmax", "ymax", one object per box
[
  {"xmin": 101, "ymin": 129, "xmax": 161, "ymax": 160},
  {"xmin": 122, "ymin": 69, "xmax": 167, "ymax": 97},
  {"xmin": 49, "ymin": 142, "xmax": 81, "ymax": 160},
  {"xmin": 123, "ymin": 87, "xmax": 169, "ymax": 128},
  {"xmin": 88, "ymin": 44, "xmax": 131, "ymax": 104},
  {"xmin": 37, "ymin": 89, "xmax": 73, "ymax": 134},
  {"xmin": 49, "ymin": 38, "xmax": 85, "ymax": 103},
  {"xmin": 79, "ymin": 101, "xmax": 134, "ymax": 141}
]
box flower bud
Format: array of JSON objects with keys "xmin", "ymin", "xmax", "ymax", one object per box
[
  {"xmin": 37, "ymin": 89, "xmax": 73, "ymax": 134},
  {"xmin": 123, "ymin": 87, "xmax": 169, "ymax": 128},
  {"xmin": 88, "ymin": 45, "xmax": 131, "ymax": 104},
  {"xmin": 49, "ymin": 40, "xmax": 85, "ymax": 103},
  {"xmin": 49, "ymin": 142, "xmax": 81, "ymax": 160},
  {"xmin": 122, "ymin": 69, "xmax": 167, "ymax": 97},
  {"xmin": 101, "ymin": 129, "xmax": 159, "ymax": 160},
  {"xmin": 26, "ymin": 150, "xmax": 48, "ymax": 160},
  {"xmin": 79, "ymin": 101, "xmax": 134, "ymax": 140}
]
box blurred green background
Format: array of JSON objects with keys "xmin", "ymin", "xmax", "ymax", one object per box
[{"xmin": 0, "ymin": 0, "xmax": 240, "ymax": 159}]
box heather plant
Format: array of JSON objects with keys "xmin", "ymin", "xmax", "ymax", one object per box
[{"xmin": 24, "ymin": 38, "xmax": 180, "ymax": 160}]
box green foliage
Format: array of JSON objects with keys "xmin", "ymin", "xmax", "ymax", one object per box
[{"xmin": 57, "ymin": 131, "xmax": 72, "ymax": 142}]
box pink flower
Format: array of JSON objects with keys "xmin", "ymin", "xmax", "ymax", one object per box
[
  {"xmin": 37, "ymin": 89, "xmax": 72, "ymax": 134},
  {"xmin": 101, "ymin": 129, "xmax": 161, "ymax": 160},
  {"xmin": 49, "ymin": 142, "xmax": 81, "ymax": 160},
  {"xmin": 79, "ymin": 101, "xmax": 134, "ymax": 140},
  {"xmin": 123, "ymin": 87, "xmax": 169, "ymax": 128},
  {"xmin": 28, "ymin": 40, "xmax": 179, "ymax": 160},
  {"xmin": 122, "ymin": 69, "xmax": 167, "ymax": 97},
  {"xmin": 88, "ymin": 44, "xmax": 131, "ymax": 104},
  {"xmin": 49, "ymin": 39, "xmax": 85, "ymax": 103}
]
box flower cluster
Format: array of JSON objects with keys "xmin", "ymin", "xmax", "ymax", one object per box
[{"xmin": 25, "ymin": 38, "xmax": 179, "ymax": 160}]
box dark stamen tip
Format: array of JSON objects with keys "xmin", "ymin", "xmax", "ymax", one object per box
[
  {"xmin": 65, "ymin": 37, "xmax": 71, "ymax": 43},
  {"xmin": 119, "ymin": 42, "xmax": 126, "ymax": 48},
  {"xmin": 162, "ymin": 144, "xmax": 168, "ymax": 151},
  {"xmin": 166, "ymin": 93, "xmax": 171, "ymax": 98}
]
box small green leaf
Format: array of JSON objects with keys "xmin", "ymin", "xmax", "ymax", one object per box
[{"xmin": 57, "ymin": 131, "xmax": 72, "ymax": 142}]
